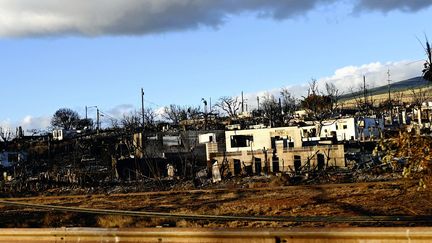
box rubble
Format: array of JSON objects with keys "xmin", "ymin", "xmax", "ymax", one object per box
[{"xmin": 0, "ymin": 155, "xmax": 410, "ymax": 197}]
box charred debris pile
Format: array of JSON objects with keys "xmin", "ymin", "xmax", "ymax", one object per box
[{"xmin": 0, "ymin": 123, "xmax": 426, "ymax": 197}]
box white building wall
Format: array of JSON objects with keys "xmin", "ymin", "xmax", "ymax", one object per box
[
  {"xmin": 320, "ymin": 117, "xmax": 383, "ymax": 141},
  {"xmin": 225, "ymin": 126, "xmax": 302, "ymax": 152},
  {"xmin": 198, "ymin": 133, "xmax": 216, "ymax": 144},
  {"xmin": 320, "ymin": 118, "xmax": 357, "ymax": 141}
]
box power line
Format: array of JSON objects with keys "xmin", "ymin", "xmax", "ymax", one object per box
[
  {"xmin": 144, "ymin": 99, "xmax": 163, "ymax": 108},
  {"xmin": 98, "ymin": 110, "xmax": 115, "ymax": 120}
]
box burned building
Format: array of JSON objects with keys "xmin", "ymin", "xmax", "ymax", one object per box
[{"xmin": 206, "ymin": 126, "xmax": 345, "ymax": 176}]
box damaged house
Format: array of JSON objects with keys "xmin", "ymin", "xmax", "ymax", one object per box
[
  {"xmin": 319, "ymin": 117, "xmax": 384, "ymax": 142},
  {"xmin": 115, "ymin": 130, "xmax": 226, "ymax": 180},
  {"xmin": 205, "ymin": 126, "xmax": 346, "ymax": 176},
  {"xmin": 412, "ymin": 102, "xmax": 432, "ymax": 130}
]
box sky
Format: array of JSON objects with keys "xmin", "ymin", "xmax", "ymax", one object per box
[{"xmin": 0, "ymin": 0, "xmax": 431, "ymax": 132}]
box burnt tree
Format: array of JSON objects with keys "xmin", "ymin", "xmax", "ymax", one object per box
[{"xmin": 51, "ymin": 108, "xmax": 80, "ymax": 130}]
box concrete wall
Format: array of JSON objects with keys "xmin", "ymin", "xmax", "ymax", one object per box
[
  {"xmin": 320, "ymin": 118, "xmax": 357, "ymax": 141},
  {"xmin": 225, "ymin": 126, "xmax": 303, "ymax": 153},
  {"xmin": 199, "ymin": 133, "xmax": 216, "ymax": 144},
  {"xmin": 211, "ymin": 144, "xmax": 345, "ymax": 175},
  {"xmin": 319, "ymin": 117, "xmax": 383, "ymax": 141}
]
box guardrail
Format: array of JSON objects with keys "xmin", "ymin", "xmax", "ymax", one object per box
[{"xmin": 0, "ymin": 228, "xmax": 431, "ymax": 243}]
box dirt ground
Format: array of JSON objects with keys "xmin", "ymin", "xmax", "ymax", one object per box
[{"xmin": 0, "ymin": 178, "xmax": 431, "ymax": 228}]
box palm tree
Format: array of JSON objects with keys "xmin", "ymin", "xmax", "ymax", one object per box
[{"xmin": 422, "ymin": 38, "xmax": 432, "ymax": 82}]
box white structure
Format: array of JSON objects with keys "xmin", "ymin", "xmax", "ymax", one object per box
[
  {"xmin": 320, "ymin": 117, "xmax": 384, "ymax": 141},
  {"xmin": 413, "ymin": 102, "xmax": 432, "ymax": 128},
  {"xmin": 222, "ymin": 117, "xmax": 383, "ymax": 154},
  {"xmin": 212, "ymin": 161, "xmax": 222, "ymax": 183},
  {"xmin": 52, "ymin": 129, "xmax": 64, "ymax": 141},
  {"xmin": 198, "ymin": 133, "xmax": 217, "ymax": 144},
  {"xmin": 226, "ymin": 124, "xmax": 241, "ymax": 130},
  {"xmin": 167, "ymin": 164, "xmax": 175, "ymax": 178},
  {"xmin": 199, "ymin": 133, "xmax": 219, "ymax": 161},
  {"xmin": 225, "ymin": 126, "xmax": 302, "ymax": 152},
  {"xmin": 52, "ymin": 129, "xmax": 81, "ymax": 141}
]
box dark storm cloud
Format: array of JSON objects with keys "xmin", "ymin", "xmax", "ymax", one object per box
[
  {"xmin": 1, "ymin": 0, "xmax": 430, "ymax": 37},
  {"xmin": 354, "ymin": 0, "xmax": 432, "ymax": 13},
  {"xmin": 0, "ymin": 0, "xmax": 335, "ymax": 37}
]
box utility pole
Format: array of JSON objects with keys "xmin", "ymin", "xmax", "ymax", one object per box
[
  {"xmin": 241, "ymin": 91, "xmax": 244, "ymax": 113},
  {"xmin": 278, "ymin": 97, "xmax": 282, "ymax": 110},
  {"xmin": 141, "ymin": 88, "xmax": 145, "ymax": 152},
  {"xmin": 209, "ymin": 97, "xmax": 212, "ymax": 126},
  {"xmin": 387, "ymin": 69, "xmax": 393, "ymax": 122},
  {"xmin": 363, "ymin": 75, "xmax": 367, "ymax": 107},
  {"xmin": 141, "ymin": 88, "xmax": 145, "ymax": 127},
  {"xmin": 202, "ymin": 98, "xmax": 208, "ymax": 114},
  {"xmin": 202, "ymin": 98, "xmax": 208, "ymax": 130},
  {"xmin": 257, "ymin": 96, "xmax": 260, "ymax": 111},
  {"xmin": 96, "ymin": 108, "xmax": 100, "ymax": 133},
  {"xmin": 85, "ymin": 106, "xmax": 88, "ymax": 120}
]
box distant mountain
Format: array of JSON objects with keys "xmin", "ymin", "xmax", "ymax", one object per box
[{"xmin": 340, "ymin": 76, "xmax": 431, "ymax": 101}]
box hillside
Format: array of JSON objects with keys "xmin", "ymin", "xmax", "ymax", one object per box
[
  {"xmin": 340, "ymin": 76, "xmax": 432, "ymax": 107},
  {"xmin": 340, "ymin": 76, "xmax": 430, "ymax": 101}
]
